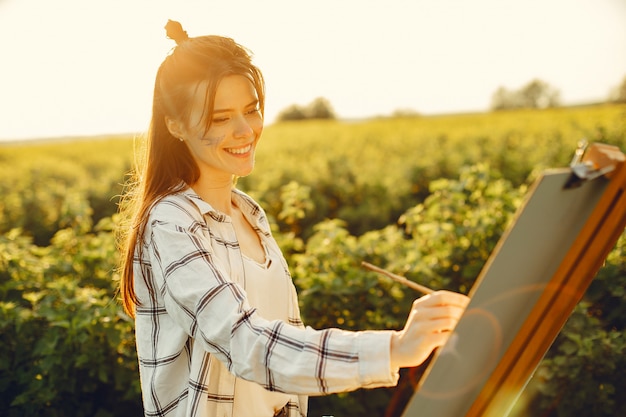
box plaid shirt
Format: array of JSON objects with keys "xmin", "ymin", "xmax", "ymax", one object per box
[{"xmin": 134, "ymin": 188, "xmax": 399, "ymax": 417}]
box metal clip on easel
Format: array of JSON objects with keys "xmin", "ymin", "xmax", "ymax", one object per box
[{"xmin": 564, "ymin": 140, "xmax": 626, "ymax": 189}]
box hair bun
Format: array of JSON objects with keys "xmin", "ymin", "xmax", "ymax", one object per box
[{"xmin": 165, "ymin": 20, "xmax": 189, "ymax": 45}]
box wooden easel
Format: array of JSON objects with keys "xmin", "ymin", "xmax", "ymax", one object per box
[{"xmin": 402, "ymin": 142, "xmax": 626, "ymax": 417}]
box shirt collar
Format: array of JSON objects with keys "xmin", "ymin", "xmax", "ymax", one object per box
[
  {"xmin": 181, "ymin": 187, "xmax": 215, "ymax": 215},
  {"xmin": 180, "ymin": 187, "xmax": 269, "ymax": 232}
]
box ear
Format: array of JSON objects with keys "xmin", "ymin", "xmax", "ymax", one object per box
[{"xmin": 165, "ymin": 116, "xmax": 185, "ymax": 140}]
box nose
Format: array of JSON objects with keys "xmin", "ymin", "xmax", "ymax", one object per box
[{"xmin": 233, "ymin": 114, "xmax": 254, "ymax": 139}]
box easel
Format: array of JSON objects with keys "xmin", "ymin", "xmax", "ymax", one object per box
[{"xmin": 402, "ymin": 142, "xmax": 626, "ymax": 417}]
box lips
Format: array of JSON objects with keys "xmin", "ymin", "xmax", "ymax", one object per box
[{"xmin": 225, "ymin": 144, "xmax": 252, "ymax": 155}]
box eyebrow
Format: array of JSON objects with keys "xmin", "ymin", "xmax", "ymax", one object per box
[{"xmin": 212, "ymin": 99, "xmax": 259, "ymax": 114}]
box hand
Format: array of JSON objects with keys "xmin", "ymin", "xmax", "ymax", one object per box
[{"xmin": 390, "ymin": 290, "xmax": 469, "ymax": 369}]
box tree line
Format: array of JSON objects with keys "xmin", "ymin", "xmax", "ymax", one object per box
[{"xmin": 276, "ymin": 74, "xmax": 626, "ymax": 121}]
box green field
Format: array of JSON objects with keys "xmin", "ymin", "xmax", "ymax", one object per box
[{"xmin": 1, "ymin": 104, "xmax": 625, "ymax": 416}]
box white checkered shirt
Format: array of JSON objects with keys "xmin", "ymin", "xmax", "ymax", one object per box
[{"xmin": 133, "ymin": 188, "xmax": 399, "ymax": 417}]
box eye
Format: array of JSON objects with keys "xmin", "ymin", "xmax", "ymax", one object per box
[
  {"xmin": 245, "ymin": 107, "xmax": 260, "ymax": 116},
  {"xmin": 212, "ymin": 116, "xmax": 230, "ymax": 124}
]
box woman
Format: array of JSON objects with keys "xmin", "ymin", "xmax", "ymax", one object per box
[{"xmin": 118, "ymin": 20, "xmax": 469, "ymax": 417}]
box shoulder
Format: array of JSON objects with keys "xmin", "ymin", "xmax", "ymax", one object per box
[
  {"xmin": 232, "ymin": 188, "xmax": 263, "ymax": 214},
  {"xmin": 149, "ymin": 189, "xmax": 206, "ymax": 228},
  {"xmin": 143, "ymin": 189, "xmax": 212, "ymax": 247},
  {"xmin": 232, "ymin": 189, "xmax": 271, "ymax": 232}
]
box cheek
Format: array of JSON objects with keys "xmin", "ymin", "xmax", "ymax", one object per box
[
  {"xmin": 200, "ymin": 134, "xmax": 225, "ymax": 146},
  {"xmin": 252, "ymin": 118, "xmax": 264, "ymax": 138}
]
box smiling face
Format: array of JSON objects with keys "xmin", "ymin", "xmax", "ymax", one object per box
[{"xmin": 167, "ymin": 74, "xmax": 264, "ymax": 185}]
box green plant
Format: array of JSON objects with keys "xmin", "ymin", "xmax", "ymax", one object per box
[
  {"xmin": 0, "ymin": 219, "xmax": 140, "ymax": 417},
  {"xmin": 1, "ymin": 105, "xmax": 624, "ymax": 416}
]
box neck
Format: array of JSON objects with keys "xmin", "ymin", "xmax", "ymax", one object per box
[{"xmin": 191, "ymin": 174, "xmax": 236, "ymax": 215}]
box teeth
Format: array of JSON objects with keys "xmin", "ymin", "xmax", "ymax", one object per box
[{"xmin": 227, "ymin": 144, "xmax": 252, "ymax": 155}]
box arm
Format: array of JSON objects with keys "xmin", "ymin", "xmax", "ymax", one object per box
[{"xmin": 147, "ymin": 217, "xmax": 398, "ymax": 395}]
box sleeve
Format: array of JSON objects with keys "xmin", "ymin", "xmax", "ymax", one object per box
[{"xmin": 147, "ymin": 219, "xmax": 400, "ymax": 395}]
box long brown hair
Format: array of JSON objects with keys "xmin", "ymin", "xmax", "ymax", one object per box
[{"xmin": 117, "ymin": 21, "xmax": 265, "ymax": 316}]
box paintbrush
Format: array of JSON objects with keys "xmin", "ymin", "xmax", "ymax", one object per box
[{"xmin": 361, "ymin": 261, "xmax": 434, "ymax": 295}]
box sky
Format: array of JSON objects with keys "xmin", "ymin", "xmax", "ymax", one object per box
[{"xmin": 0, "ymin": 0, "xmax": 625, "ymax": 141}]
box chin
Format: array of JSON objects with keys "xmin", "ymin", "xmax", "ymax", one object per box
[{"xmin": 237, "ymin": 166, "xmax": 255, "ymax": 178}]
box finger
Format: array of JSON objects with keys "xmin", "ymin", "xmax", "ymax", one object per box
[
  {"xmin": 407, "ymin": 325, "xmax": 456, "ymax": 353},
  {"xmin": 407, "ymin": 317, "xmax": 461, "ymax": 336},
  {"xmin": 430, "ymin": 291, "xmax": 470, "ymax": 307},
  {"xmin": 409, "ymin": 303, "xmax": 467, "ymax": 322},
  {"xmin": 431, "ymin": 316, "xmax": 462, "ymax": 332},
  {"xmin": 414, "ymin": 291, "xmax": 470, "ymax": 309},
  {"xmin": 427, "ymin": 331, "xmax": 455, "ymax": 350},
  {"xmin": 430, "ymin": 304, "xmax": 467, "ymax": 320}
]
